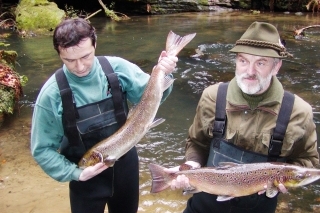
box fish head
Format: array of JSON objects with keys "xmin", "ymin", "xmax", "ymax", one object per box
[
  {"xmin": 78, "ymin": 150, "xmax": 103, "ymax": 169},
  {"xmin": 280, "ymin": 166, "xmax": 320, "ymax": 188}
]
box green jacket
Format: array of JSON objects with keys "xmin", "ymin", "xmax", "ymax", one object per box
[{"xmin": 185, "ymin": 76, "xmax": 319, "ymax": 168}]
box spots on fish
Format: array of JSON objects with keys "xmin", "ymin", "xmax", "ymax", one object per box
[
  {"xmin": 220, "ymin": 167, "xmax": 283, "ymax": 186},
  {"xmin": 184, "ymin": 163, "xmax": 304, "ymax": 190},
  {"xmin": 158, "ymin": 162, "xmax": 320, "ymax": 198}
]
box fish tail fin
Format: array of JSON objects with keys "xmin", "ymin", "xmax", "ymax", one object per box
[
  {"xmin": 166, "ymin": 31, "xmax": 196, "ymax": 57},
  {"xmin": 148, "ymin": 163, "xmax": 171, "ymax": 193}
]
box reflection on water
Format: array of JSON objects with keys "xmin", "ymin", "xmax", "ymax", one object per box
[{"xmin": 2, "ymin": 11, "xmax": 320, "ymax": 212}]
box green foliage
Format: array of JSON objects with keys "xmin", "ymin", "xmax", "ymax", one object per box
[
  {"xmin": 19, "ymin": 75, "xmax": 28, "ymax": 87},
  {"xmin": 0, "ymin": 43, "xmax": 10, "ymax": 47},
  {"xmin": 0, "ymin": 50, "xmax": 28, "ymax": 114},
  {"xmin": 0, "ymin": 85, "xmax": 15, "ymax": 114},
  {"xmin": 239, "ymin": 0, "xmax": 251, "ymax": 9},
  {"xmin": 197, "ymin": 0, "xmax": 209, "ymax": 6},
  {"xmin": 105, "ymin": 8, "xmax": 120, "ymax": 21},
  {"xmin": 64, "ymin": 5, "xmax": 80, "ymax": 18},
  {"xmin": 0, "ymin": 50, "xmax": 17, "ymax": 69},
  {"xmin": 98, "ymin": 0, "xmax": 129, "ymax": 21},
  {"xmin": 110, "ymin": 2, "xmax": 116, "ymax": 9},
  {"xmin": 19, "ymin": 0, "xmax": 50, "ymax": 6}
]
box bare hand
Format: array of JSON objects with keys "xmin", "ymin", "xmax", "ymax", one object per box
[
  {"xmin": 154, "ymin": 51, "xmax": 178, "ymax": 75},
  {"xmin": 163, "ymin": 161, "xmax": 201, "ymax": 190},
  {"xmin": 163, "ymin": 164, "xmax": 190, "ymax": 190},
  {"xmin": 158, "ymin": 50, "xmax": 178, "ymax": 62},
  {"xmin": 79, "ymin": 162, "xmax": 108, "ymax": 181},
  {"xmin": 277, "ymin": 183, "xmax": 288, "ymax": 193},
  {"xmin": 170, "ymin": 174, "xmax": 191, "ymax": 190},
  {"xmin": 164, "ymin": 161, "xmax": 201, "ymax": 173}
]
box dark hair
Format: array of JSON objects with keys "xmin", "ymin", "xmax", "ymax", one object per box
[{"xmin": 53, "ymin": 18, "xmax": 97, "ymax": 54}]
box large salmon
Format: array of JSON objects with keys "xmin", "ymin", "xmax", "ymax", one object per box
[
  {"xmin": 148, "ymin": 162, "xmax": 320, "ymax": 201},
  {"xmin": 78, "ymin": 31, "xmax": 196, "ymax": 168}
]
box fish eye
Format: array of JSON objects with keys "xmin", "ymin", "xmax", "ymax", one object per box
[{"xmin": 296, "ymin": 173, "xmax": 305, "ymax": 179}]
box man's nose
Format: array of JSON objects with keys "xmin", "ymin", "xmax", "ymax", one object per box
[
  {"xmin": 246, "ymin": 62, "xmax": 256, "ymax": 75},
  {"xmin": 75, "ymin": 59, "xmax": 84, "ymax": 70}
]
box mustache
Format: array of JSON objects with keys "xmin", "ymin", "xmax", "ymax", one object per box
[{"xmin": 237, "ymin": 73, "xmax": 260, "ymax": 80}]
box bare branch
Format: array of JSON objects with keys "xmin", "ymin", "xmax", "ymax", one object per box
[
  {"xmin": 85, "ymin": 9, "xmax": 102, "ymax": 20},
  {"xmin": 294, "ymin": 25, "xmax": 320, "ymax": 36}
]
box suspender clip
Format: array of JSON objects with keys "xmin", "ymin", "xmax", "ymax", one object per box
[{"xmin": 268, "ymin": 136, "xmax": 283, "ymax": 157}]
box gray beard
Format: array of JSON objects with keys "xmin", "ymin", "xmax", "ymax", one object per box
[{"xmin": 235, "ymin": 72, "xmax": 273, "ymax": 95}]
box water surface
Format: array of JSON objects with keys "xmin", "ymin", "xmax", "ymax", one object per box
[{"xmin": 1, "ymin": 11, "xmax": 320, "ymax": 212}]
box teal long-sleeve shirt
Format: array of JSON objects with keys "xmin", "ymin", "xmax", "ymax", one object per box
[{"xmin": 31, "ymin": 56, "xmax": 173, "ymax": 182}]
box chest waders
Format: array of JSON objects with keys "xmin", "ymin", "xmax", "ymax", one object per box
[
  {"xmin": 183, "ymin": 82, "xmax": 295, "ymax": 213},
  {"xmin": 55, "ymin": 57, "xmax": 139, "ymax": 213}
]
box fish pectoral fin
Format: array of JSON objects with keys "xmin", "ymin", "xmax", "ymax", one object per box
[
  {"xmin": 182, "ymin": 186, "xmax": 199, "ymax": 195},
  {"xmin": 149, "ymin": 118, "xmax": 166, "ymax": 129},
  {"xmin": 217, "ymin": 162, "xmax": 241, "ymax": 169},
  {"xmin": 162, "ymin": 75, "xmax": 175, "ymax": 92},
  {"xmin": 266, "ymin": 180, "xmax": 279, "ymax": 198},
  {"xmin": 216, "ymin": 195, "xmax": 234, "ymax": 202},
  {"xmin": 103, "ymin": 156, "xmax": 117, "ymax": 167}
]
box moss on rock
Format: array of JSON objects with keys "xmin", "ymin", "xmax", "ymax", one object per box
[
  {"xmin": 0, "ymin": 50, "xmax": 28, "ymax": 117},
  {"xmin": 15, "ymin": 0, "xmax": 65, "ymax": 35}
]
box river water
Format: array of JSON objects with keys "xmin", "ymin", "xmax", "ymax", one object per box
[{"xmin": 1, "ymin": 11, "xmax": 320, "ymax": 212}]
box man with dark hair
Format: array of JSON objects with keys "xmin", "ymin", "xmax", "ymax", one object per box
[
  {"xmin": 166, "ymin": 21, "xmax": 319, "ymax": 213},
  {"xmin": 31, "ymin": 18, "xmax": 178, "ymax": 213},
  {"xmin": 53, "ymin": 18, "xmax": 98, "ymax": 53}
]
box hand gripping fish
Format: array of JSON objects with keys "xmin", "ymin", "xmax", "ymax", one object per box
[
  {"xmin": 148, "ymin": 162, "xmax": 320, "ymax": 201},
  {"xmin": 78, "ymin": 31, "xmax": 196, "ymax": 168}
]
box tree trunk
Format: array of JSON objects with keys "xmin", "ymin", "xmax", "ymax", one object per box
[{"xmin": 269, "ymin": 0, "xmax": 275, "ymax": 11}]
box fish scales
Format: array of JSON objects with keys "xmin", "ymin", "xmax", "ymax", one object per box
[
  {"xmin": 78, "ymin": 31, "xmax": 196, "ymax": 168},
  {"xmin": 179, "ymin": 167, "xmax": 272, "ymax": 195},
  {"xmin": 149, "ymin": 162, "xmax": 320, "ymax": 201}
]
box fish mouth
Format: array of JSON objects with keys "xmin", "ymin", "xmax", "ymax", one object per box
[{"xmin": 297, "ymin": 176, "xmax": 320, "ymax": 186}]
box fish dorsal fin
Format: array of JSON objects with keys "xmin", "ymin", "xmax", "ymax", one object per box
[
  {"xmin": 266, "ymin": 180, "xmax": 279, "ymax": 198},
  {"xmin": 149, "ymin": 118, "xmax": 165, "ymax": 129},
  {"xmin": 162, "ymin": 75, "xmax": 175, "ymax": 93},
  {"xmin": 217, "ymin": 162, "xmax": 240, "ymax": 169},
  {"xmin": 216, "ymin": 195, "xmax": 234, "ymax": 202}
]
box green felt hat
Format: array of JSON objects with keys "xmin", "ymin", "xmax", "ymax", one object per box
[{"xmin": 229, "ymin": 22, "xmax": 292, "ymax": 58}]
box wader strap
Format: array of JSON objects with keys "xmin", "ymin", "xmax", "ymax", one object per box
[
  {"xmin": 97, "ymin": 56, "xmax": 127, "ymax": 127},
  {"xmin": 212, "ymin": 83, "xmax": 229, "ymax": 140},
  {"xmin": 268, "ymin": 91, "xmax": 294, "ymax": 161},
  {"xmin": 55, "ymin": 57, "xmax": 127, "ymax": 145},
  {"xmin": 55, "ymin": 68, "xmax": 80, "ymax": 146},
  {"xmin": 213, "ymin": 83, "xmax": 294, "ymax": 161}
]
